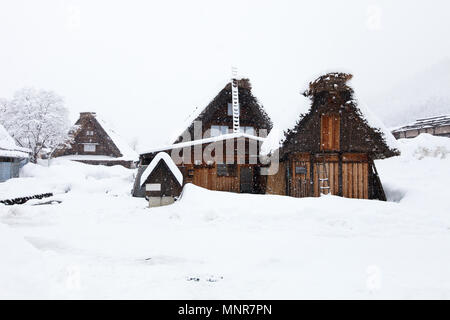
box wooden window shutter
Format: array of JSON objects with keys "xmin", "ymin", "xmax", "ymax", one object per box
[{"xmin": 320, "ymin": 114, "xmax": 340, "ymax": 151}]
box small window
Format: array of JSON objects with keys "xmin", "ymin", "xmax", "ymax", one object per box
[
  {"xmin": 84, "ymin": 144, "xmax": 96, "ymax": 152},
  {"xmin": 86, "ymin": 130, "xmax": 94, "ymax": 136},
  {"xmin": 216, "ymin": 164, "xmax": 237, "ymax": 177},
  {"xmin": 211, "ymin": 125, "xmax": 230, "ymax": 137},
  {"xmin": 227, "ymin": 103, "xmax": 240, "ymax": 116},
  {"xmin": 239, "ymin": 126, "xmax": 255, "ymax": 136}
]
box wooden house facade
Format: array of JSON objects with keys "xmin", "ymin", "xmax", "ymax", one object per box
[
  {"xmin": 133, "ymin": 78, "xmax": 272, "ymax": 197},
  {"xmin": 266, "ymin": 73, "xmax": 399, "ymax": 200},
  {"xmin": 52, "ymin": 112, "xmax": 138, "ymax": 168}
]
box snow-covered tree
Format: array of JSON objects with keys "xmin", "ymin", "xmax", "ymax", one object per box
[
  {"xmin": 0, "ymin": 98, "xmax": 7, "ymax": 123},
  {"xmin": 1, "ymin": 88, "xmax": 71, "ymax": 163}
]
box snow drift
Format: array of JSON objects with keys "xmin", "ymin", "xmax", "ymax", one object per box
[{"xmin": 0, "ymin": 134, "xmax": 450, "ymax": 299}]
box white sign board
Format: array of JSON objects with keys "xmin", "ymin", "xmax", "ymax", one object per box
[{"xmin": 146, "ymin": 183, "xmax": 161, "ymax": 191}]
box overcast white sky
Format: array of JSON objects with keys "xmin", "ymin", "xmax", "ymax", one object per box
[{"xmin": 1, "ymin": 0, "xmax": 449, "ymax": 149}]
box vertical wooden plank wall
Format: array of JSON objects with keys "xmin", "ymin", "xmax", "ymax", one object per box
[
  {"xmin": 266, "ymin": 161, "xmax": 286, "ymax": 195},
  {"xmin": 313, "ymin": 161, "xmax": 339, "ymax": 196},
  {"xmin": 342, "ymin": 161, "xmax": 369, "ymax": 199},
  {"xmin": 192, "ymin": 165, "xmax": 240, "ymax": 193}
]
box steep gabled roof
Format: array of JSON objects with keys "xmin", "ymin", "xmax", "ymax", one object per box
[
  {"xmin": 265, "ymin": 72, "xmax": 399, "ymax": 159},
  {"xmin": 95, "ymin": 117, "xmax": 138, "ymax": 161},
  {"xmin": 0, "ymin": 124, "xmax": 30, "ymax": 158},
  {"xmin": 171, "ymin": 78, "xmax": 272, "ymax": 144},
  {"xmin": 71, "ymin": 112, "xmax": 138, "ymax": 162},
  {"xmin": 140, "ymin": 152, "xmax": 183, "ymax": 187}
]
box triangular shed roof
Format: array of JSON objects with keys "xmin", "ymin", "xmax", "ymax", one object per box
[
  {"xmin": 280, "ymin": 72, "xmax": 399, "ymax": 159},
  {"xmin": 140, "ymin": 152, "xmax": 183, "ymax": 187}
]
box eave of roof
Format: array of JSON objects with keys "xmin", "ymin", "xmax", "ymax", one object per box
[{"xmin": 140, "ymin": 132, "xmax": 266, "ymax": 156}]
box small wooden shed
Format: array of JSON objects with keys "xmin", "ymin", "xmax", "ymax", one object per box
[
  {"xmin": 266, "ymin": 73, "xmax": 399, "ymax": 200},
  {"xmin": 139, "ymin": 152, "xmax": 183, "ymax": 207}
]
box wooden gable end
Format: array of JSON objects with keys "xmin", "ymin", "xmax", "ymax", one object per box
[
  {"xmin": 75, "ymin": 115, "xmax": 122, "ymax": 157},
  {"xmin": 53, "ymin": 113, "xmax": 123, "ymax": 158},
  {"xmin": 282, "ymin": 81, "xmax": 397, "ymax": 159},
  {"xmin": 141, "ymin": 160, "xmax": 182, "ymax": 197}
]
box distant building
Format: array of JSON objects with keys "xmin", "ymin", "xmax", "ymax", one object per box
[
  {"xmin": 0, "ymin": 124, "xmax": 31, "ymax": 182},
  {"xmin": 392, "ymin": 115, "xmax": 450, "ymax": 139},
  {"xmin": 52, "ymin": 112, "xmax": 138, "ymax": 168}
]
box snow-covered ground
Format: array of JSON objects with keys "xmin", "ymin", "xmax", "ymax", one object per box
[{"xmin": 1, "ymin": 134, "xmax": 450, "ymax": 299}]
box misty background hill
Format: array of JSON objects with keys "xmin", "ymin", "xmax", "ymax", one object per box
[{"xmin": 368, "ymin": 59, "xmax": 450, "ymax": 128}]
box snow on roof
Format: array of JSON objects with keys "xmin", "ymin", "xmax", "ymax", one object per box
[
  {"xmin": 95, "ymin": 117, "xmax": 139, "ymax": 161},
  {"xmin": 260, "ymin": 94, "xmax": 311, "ymax": 156},
  {"xmin": 168, "ymin": 77, "xmax": 249, "ymax": 144},
  {"xmin": 261, "ymin": 75, "xmax": 399, "ymax": 156},
  {"xmin": 140, "ymin": 132, "xmax": 266, "ymax": 155},
  {"xmin": 392, "ymin": 114, "xmax": 450, "ymax": 132},
  {"xmin": 140, "ymin": 152, "xmax": 183, "ymax": 187},
  {"xmin": 0, "ymin": 124, "xmax": 30, "ymax": 158},
  {"xmin": 349, "ymin": 83, "xmax": 399, "ymax": 152}
]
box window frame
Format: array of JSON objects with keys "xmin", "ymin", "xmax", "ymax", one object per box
[
  {"xmin": 210, "ymin": 125, "xmax": 230, "ymax": 137},
  {"xmin": 216, "ymin": 163, "xmax": 237, "ymax": 177},
  {"xmin": 83, "ymin": 143, "xmax": 97, "ymax": 152}
]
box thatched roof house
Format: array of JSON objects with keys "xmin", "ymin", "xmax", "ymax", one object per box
[
  {"xmin": 265, "ymin": 72, "xmax": 399, "ymax": 200},
  {"xmin": 52, "ymin": 112, "xmax": 138, "ymax": 168}
]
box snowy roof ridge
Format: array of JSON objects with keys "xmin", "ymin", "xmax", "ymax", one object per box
[
  {"xmin": 260, "ymin": 95, "xmax": 312, "ymax": 156},
  {"xmin": 168, "ymin": 78, "xmax": 231, "ymax": 144},
  {"xmin": 95, "ymin": 117, "xmax": 138, "ymax": 161},
  {"xmin": 168, "ymin": 77, "xmax": 269, "ymax": 145},
  {"xmin": 0, "ymin": 124, "xmax": 30, "ymax": 158},
  {"xmin": 140, "ymin": 132, "xmax": 266, "ymax": 155},
  {"xmin": 261, "ymin": 73, "xmax": 399, "ymax": 157},
  {"xmin": 140, "ymin": 152, "xmax": 183, "ymax": 187}
]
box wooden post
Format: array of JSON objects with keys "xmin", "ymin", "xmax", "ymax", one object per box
[{"xmin": 338, "ymin": 153, "xmax": 343, "ymax": 196}]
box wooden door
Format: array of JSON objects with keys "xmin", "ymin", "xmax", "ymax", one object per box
[
  {"xmin": 292, "ymin": 160, "xmax": 310, "ymax": 197},
  {"xmin": 240, "ymin": 166, "xmax": 253, "ymax": 193},
  {"xmin": 321, "ymin": 114, "xmax": 340, "ymax": 151}
]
